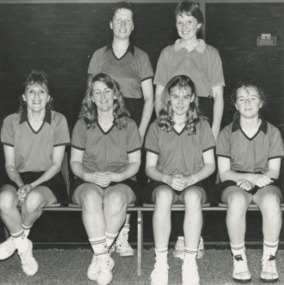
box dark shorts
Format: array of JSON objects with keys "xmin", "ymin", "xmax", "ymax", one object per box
[
  {"xmin": 143, "ymin": 178, "xmax": 217, "ymax": 206},
  {"xmin": 2, "ymin": 171, "xmax": 68, "ymax": 205},
  {"xmin": 71, "ymin": 177, "xmax": 142, "ymax": 206},
  {"xmin": 216, "ymin": 179, "xmax": 280, "ymax": 202}
]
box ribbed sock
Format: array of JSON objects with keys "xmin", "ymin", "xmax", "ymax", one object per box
[
  {"xmin": 89, "ymin": 236, "xmax": 108, "ymax": 256},
  {"xmin": 231, "ymin": 242, "xmax": 245, "ymax": 256},
  {"xmin": 263, "ymin": 240, "xmax": 278, "ymax": 259}
]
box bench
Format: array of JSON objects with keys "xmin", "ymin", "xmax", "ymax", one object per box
[{"xmin": 2, "ymin": 152, "xmax": 284, "ymax": 276}]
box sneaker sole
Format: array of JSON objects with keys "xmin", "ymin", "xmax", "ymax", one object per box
[
  {"xmin": 260, "ymin": 277, "xmax": 279, "ymax": 283},
  {"xmin": 233, "ymin": 278, "xmax": 252, "ymax": 283}
]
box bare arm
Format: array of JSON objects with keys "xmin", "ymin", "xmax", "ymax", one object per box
[
  {"xmin": 182, "ymin": 148, "xmax": 215, "ymax": 187},
  {"xmin": 154, "ymin": 84, "xmax": 165, "ymax": 118},
  {"xmin": 4, "ymin": 145, "xmax": 23, "ymax": 187},
  {"xmin": 218, "ymin": 156, "xmax": 277, "ymax": 189},
  {"xmin": 139, "ymin": 78, "xmax": 154, "ymax": 142},
  {"xmin": 211, "ymin": 86, "xmax": 224, "ymax": 141}
]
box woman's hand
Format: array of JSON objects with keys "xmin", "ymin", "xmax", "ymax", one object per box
[
  {"xmin": 246, "ymin": 174, "xmax": 273, "ymax": 188},
  {"xmin": 164, "ymin": 174, "xmax": 187, "ymax": 192},
  {"xmin": 236, "ymin": 179, "xmax": 254, "ymax": 191},
  {"xmin": 17, "ymin": 184, "xmax": 33, "ymax": 202}
]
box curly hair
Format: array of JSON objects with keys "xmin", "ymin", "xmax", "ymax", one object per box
[
  {"xmin": 231, "ymin": 80, "xmax": 265, "ymax": 120},
  {"xmin": 79, "ymin": 73, "xmax": 130, "ymax": 129},
  {"xmin": 158, "ymin": 75, "xmax": 201, "ymax": 135},
  {"xmin": 19, "ymin": 70, "xmax": 53, "ymax": 112}
]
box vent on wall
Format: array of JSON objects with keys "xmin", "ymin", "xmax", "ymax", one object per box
[{"xmin": 257, "ymin": 34, "xmax": 276, "ymax": 46}]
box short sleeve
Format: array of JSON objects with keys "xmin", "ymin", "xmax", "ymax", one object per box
[
  {"xmin": 216, "ymin": 126, "xmax": 231, "ymax": 158},
  {"xmin": 268, "ymin": 126, "xmax": 284, "ymax": 159},
  {"xmin": 199, "ymin": 119, "xmax": 215, "ymax": 152},
  {"xmin": 87, "ymin": 48, "xmax": 105, "ymax": 75},
  {"xmin": 138, "ymin": 50, "xmax": 154, "ymax": 82},
  {"xmin": 54, "ymin": 113, "xmax": 70, "ymax": 146},
  {"xmin": 154, "ymin": 47, "xmax": 170, "ymax": 87},
  {"xmin": 125, "ymin": 119, "xmax": 142, "ymax": 153},
  {"xmin": 145, "ymin": 122, "xmax": 159, "ymax": 155},
  {"xmin": 71, "ymin": 120, "xmax": 87, "ymax": 150},
  {"xmin": 1, "ymin": 115, "xmax": 16, "ymax": 147},
  {"xmin": 209, "ymin": 48, "xmax": 225, "ymax": 88}
]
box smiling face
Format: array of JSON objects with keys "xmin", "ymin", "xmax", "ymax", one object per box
[
  {"xmin": 170, "ymin": 85, "xmax": 194, "ymax": 118},
  {"xmin": 176, "ymin": 13, "xmax": 201, "ymax": 41},
  {"xmin": 22, "ymin": 83, "xmax": 50, "ymax": 113},
  {"xmin": 110, "ymin": 8, "xmax": 134, "ymax": 40},
  {"xmin": 92, "ymin": 81, "xmax": 116, "ymax": 114},
  {"xmin": 235, "ymin": 86, "xmax": 263, "ymax": 119}
]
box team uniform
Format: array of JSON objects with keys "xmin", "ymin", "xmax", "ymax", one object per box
[
  {"xmin": 71, "ymin": 117, "xmax": 142, "ymax": 201},
  {"xmin": 216, "ymin": 119, "xmax": 284, "ymax": 198},
  {"xmin": 88, "ymin": 44, "xmax": 154, "ymax": 125},
  {"xmin": 154, "ymin": 39, "xmax": 224, "ymax": 123},
  {"xmin": 144, "ymin": 117, "xmax": 216, "ymax": 204},
  {"xmin": 0, "ymin": 110, "xmax": 70, "ymax": 204}
]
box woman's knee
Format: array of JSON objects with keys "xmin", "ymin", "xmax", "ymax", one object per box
[
  {"xmin": 258, "ymin": 191, "xmax": 282, "ymax": 214},
  {"xmin": 154, "ymin": 186, "xmax": 174, "ymax": 203},
  {"xmin": 183, "ymin": 187, "xmax": 203, "ymax": 205},
  {"xmin": 23, "ymin": 191, "xmax": 45, "ymax": 213},
  {"xmin": 226, "ymin": 189, "xmax": 249, "ymax": 211},
  {"xmin": 0, "ymin": 187, "xmax": 18, "ymax": 212},
  {"xmin": 77, "ymin": 187, "xmax": 103, "ymax": 210}
]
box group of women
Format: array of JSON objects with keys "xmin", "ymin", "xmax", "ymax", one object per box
[{"xmin": 0, "ymin": 1, "xmax": 283, "ymax": 285}]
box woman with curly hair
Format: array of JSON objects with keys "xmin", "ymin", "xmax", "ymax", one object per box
[
  {"xmin": 70, "ymin": 73, "xmax": 141, "ymax": 285},
  {"xmin": 0, "ymin": 70, "xmax": 70, "ymax": 275},
  {"xmin": 144, "ymin": 75, "xmax": 215, "ymax": 285}
]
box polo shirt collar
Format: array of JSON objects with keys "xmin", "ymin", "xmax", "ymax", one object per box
[
  {"xmin": 107, "ymin": 43, "xmax": 135, "ymax": 54},
  {"xmin": 20, "ymin": 109, "xmax": 52, "ymax": 125},
  {"xmin": 174, "ymin": 39, "xmax": 206, "ymax": 53},
  {"xmin": 232, "ymin": 119, "xmax": 268, "ymax": 134}
]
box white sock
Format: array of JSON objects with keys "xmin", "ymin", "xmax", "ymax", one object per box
[
  {"xmin": 184, "ymin": 247, "xmax": 197, "ymax": 260},
  {"xmin": 89, "ymin": 236, "xmax": 107, "ymax": 256},
  {"xmin": 155, "ymin": 247, "xmax": 168, "ymax": 263},
  {"xmin": 263, "ymin": 240, "xmax": 278, "ymax": 259},
  {"xmin": 10, "ymin": 229, "xmax": 28, "ymax": 249},
  {"xmin": 231, "ymin": 242, "xmax": 245, "ymax": 256},
  {"xmin": 22, "ymin": 223, "xmax": 32, "ymax": 237},
  {"xmin": 105, "ymin": 232, "xmax": 118, "ymax": 249}
]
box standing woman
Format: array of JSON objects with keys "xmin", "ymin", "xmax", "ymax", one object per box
[
  {"xmin": 0, "ymin": 70, "xmax": 70, "ymax": 275},
  {"xmin": 144, "ymin": 75, "xmax": 215, "ymax": 285},
  {"xmin": 154, "ymin": 0, "xmax": 224, "ymax": 259},
  {"xmin": 217, "ymin": 81, "xmax": 283, "ymax": 283},
  {"xmin": 88, "ymin": 1, "xmax": 154, "ymax": 255},
  {"xmin": 70, "ymin": 73, "xmax": 141, "ymax": 284}
]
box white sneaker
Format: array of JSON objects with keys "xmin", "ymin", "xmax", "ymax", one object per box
[
  {"xmin": 182, "ymin": 256, "xmax": 200, "ymax": 285},
  {"xmin": 87, "ymin": 254, "xmax": 100, "ymax": 281},
  {"xmin": 233, "ymin": 253, "xmax": 251, "ymax": 283},
  {"xmin": 96, "ymin": 254, "xmax": 115, "ymax": 285},
  {"xmin": 17, "ymin": 239, "xmax": 38, "ymax": 276},
  {"xmin": 150, "ymin": 261, "xmax": 169, "ymax": 285},
  {"xmin": 116, "ymin": 227, "xmax": 134, "ymax": 257},
  {"xmin": 0, "ymin": 237, "xmax": 16, "ymax": 260},
  {"xmin": 260, "ymin": 255, "xmax": 278, "ymax": 282},
  {"xmin": 173, "ymin": 236, "xmax": 204, "ymax": 260}
]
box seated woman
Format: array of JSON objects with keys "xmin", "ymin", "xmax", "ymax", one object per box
[
  {"xmin": 144, "ymin": 75, "xmax": 215, "ymax": 285},
  {"xmin": 216, "ymin": 81, "xmax": 283, "ymax": 283},
  {"xmin": 70, "ymin": 73, "xmax": 141, "ymax": 285},
  {"xmin": 0, "ymin": 70, "xmax": 70, "ymax": 275}
]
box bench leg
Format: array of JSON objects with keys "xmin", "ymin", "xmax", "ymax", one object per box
[{"xmin": 137, "ymin": 210, "xmax": 143, "ymax": 276}]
